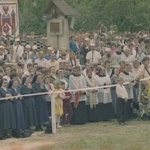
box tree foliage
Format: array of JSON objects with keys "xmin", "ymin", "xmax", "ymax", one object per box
[
  {"xmin": 18, "ymin": 0, "xmax": 50, "ymax": 34},
  {"xmin": 18, "ymin": 0, "xmax": 150, "ymax": 34}
]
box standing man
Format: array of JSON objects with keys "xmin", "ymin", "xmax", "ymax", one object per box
[
  {"xmin": 25, "ymin": 44, "xmax": 32, "ymax": 59},
  {"xmin": 86, "ymin": 43, "xmax": 101, "ymax": 64},
  {"xmin": 7, "ymin": 45, "xmax": 19, "ymax": 63},
  {"xmin": 101, "ymin": 48, "xmax": 115, "ymax": 66},
  {"xmin": 14, "ymin": 38, "xmax": 24, "ymax": 59},
  {"xmin": 46, "ymin": 53, "xmax": 59, "ymax": 70},
  {"xmin": 35, "ymin": 51, "xmax": 47, "ymax": 67},
  {"xmin": 69, "ymin": 35, "xmax": 78, "ymax": 54},
  {"xmin": 29, "ymin": 45, "xmax": 38, "ymax": 62},
  {"xmin": 44, "ymin": 47, "xmax": 53, "ymax": 60},
  {"xmin": 53, "ymin": 46, "xmax": 60, "ymax": 60},
  {"xmin": 80, "ymin": 38, "xmax": 90, "ymax": 65}
]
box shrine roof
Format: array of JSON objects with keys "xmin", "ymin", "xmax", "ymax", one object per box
[{"xmin": 44, "ymin": 0, "xmax": 79, "ymax": 16}]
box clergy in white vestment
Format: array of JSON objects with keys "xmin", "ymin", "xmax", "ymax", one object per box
[
  {"xmin": 69, "ymin": 66, "xmax": 87, "ymax": 124},
  {"xmin": 85, "ymin": 68, "xmax": 99, "ymax": 122},
  {"xmin": 94, "ymin": 66, "xmax": 114, "ymax": 121}
]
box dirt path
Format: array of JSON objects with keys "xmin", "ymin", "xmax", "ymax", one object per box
[{"xmin": 0, "ymin": 132, "xmax": 55, "ymax": 150}]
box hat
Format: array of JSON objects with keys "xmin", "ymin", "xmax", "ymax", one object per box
[
  {"xmin": 90, "ymin": 43, "xmax": 95, "ymax": 47},
  {"xmin": 47, "ymin": 47, "xmax": 53, "ymax": 50},
  {"xmin": 32, "ymin": 45, "xmax": 37, "ymax": 50},
  {"xmin": 105, "ymin": 48, "xmax": 111, "ymax": 52},
  {"xmin": 85, "ymin": 38, "xmax": 90, "ymax": 41},
  {"xmin": 25, "ymin": 44, "xmax": 31, "ymax": 49},
  {"xmin": 15, "ymin": 38, "xmax": 20, "ymax": 42},
  {"xmin": 142, "ymin": 56, "xmax": 149, "ymax": 63}
]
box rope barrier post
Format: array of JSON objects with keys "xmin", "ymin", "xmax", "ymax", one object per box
[{"xmin": 51, "ymin": 94, "xmax": 56, "ymax": 134}]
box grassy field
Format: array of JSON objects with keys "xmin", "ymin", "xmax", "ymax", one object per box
[{"xmin": 0, "ymin": 119, "xmax": 150, "ymax": 150}]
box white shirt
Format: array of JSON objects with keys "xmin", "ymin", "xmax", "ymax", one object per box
[
  {"xmin": 55, "ymin": 51, "xmax": 60, "ymax": 60},
  {"xmin": 116, "ymin": 84, "xmax": 128, "ymax": 99},
  {"xmin": 26, "ymin": 51, "xmax": 32, "ymax": 59},
  {"xmin": 14, "ymin": 45, "xmax": 24, "ymax": 58},
  {"xmin": 113, "ymin": 52, "xmax": 122, "ymax": 65},
  {"xmin": 132, "ymin": 68, "xmax": 139, "ymax": 76},
  {"xmin": 35, "ymin": 58, "xmax": 47, "ymax": 67},
  {"xmin": 86, "ymin": 50, "xmax": 101, "ymax": 63}
]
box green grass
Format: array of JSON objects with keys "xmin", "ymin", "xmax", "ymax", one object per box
[
  {"xmin": 50, "ymin": 120, "xmax": 150, "ymax": 150},
  {"xmin": 1, "ymin": 120, "xmax": 150, "ymax": 150}
]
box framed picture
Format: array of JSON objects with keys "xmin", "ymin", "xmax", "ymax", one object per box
[{"xmin": 50, "ymin": 19, "xmax": 63, "ymax": 35}]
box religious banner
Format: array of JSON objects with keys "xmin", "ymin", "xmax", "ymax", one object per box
[{"xmin": 0, "ymin": 0, "xmax": 19, "ymax": 36}]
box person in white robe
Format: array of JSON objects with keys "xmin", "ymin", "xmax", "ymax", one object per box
[
  {"xmin": 94, "ymin": 66, "xmax": 113, "ymax": 121},
  {"xmin": 69, "ymin": 66, "xmax": 87, "ymax": 124},
  {"xmin": 85, "ymin": 68, "xmax": 99, "ymax": 122}
]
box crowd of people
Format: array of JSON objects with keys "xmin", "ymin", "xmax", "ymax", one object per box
[{"xmin": 0, "ymin": 26, "xmax": 150, "ymax": 140}]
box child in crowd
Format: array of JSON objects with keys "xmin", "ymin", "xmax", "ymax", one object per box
[
  {"xmin": 60, "ymin": 81, "xmax": 73, "ymax": 126},
  {"xmin": 116, "ymin": 77, "xmax": 128, "ymax": 125},
  {"xmin": 53, "ymin": 81, "xmax": 65, "ymax": 128}
]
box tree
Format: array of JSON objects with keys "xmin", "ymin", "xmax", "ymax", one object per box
[
  {"xmin": 18, "ymin": 0, "xmax": 50, "ymax": 34},
  {"xmin": 18, "ymin": 0, "xmax": 150, "ymax": 33}
]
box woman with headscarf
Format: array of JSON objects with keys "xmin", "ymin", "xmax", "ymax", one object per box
[
  {"xmin": 32, "ymin": 74, "xmax": 50, "ymax": 131},
  {"xmin": 8, "ymin": 79, "xmax": 26, "ymax": 137},
  {"xmin": 0, "ymin": 79, "xmax": 16, "ymax": 140},
  {"xmin": 94, "ymin": 66, "xmax": 114, "ymax": 121},
  {"xmin": 20, "ymin": 76, "xmax": 37, "ymax": 130}
]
